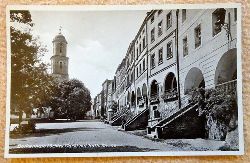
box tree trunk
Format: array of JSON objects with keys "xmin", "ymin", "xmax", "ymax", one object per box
[{"xmin": 18, "ymin": 110, "xmax": 23, "ymax": 125}]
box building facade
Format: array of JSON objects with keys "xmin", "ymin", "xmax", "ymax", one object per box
[{"xmin": 92, "ymin": 8, "xmax": 238, "ymax": 139}]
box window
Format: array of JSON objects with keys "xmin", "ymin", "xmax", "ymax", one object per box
[
  {"xmin": 143, "ymin": 37, "xmax": 146, "ymax": 48},
  {"xmin": 166, "ymin": 11, "xmax": 172, "ymax": 29},
  {"xmin": 136, "ymin": 48, "xmax": 139, "ymax": 58},
  {"xmin": 194, "ymin": 25, "xmax": 201, "ymax": 48},
  {"xmin": 182, "ymin": 9, "xmax": 186, "ymax": 22},
  {"xmin": 143, "ymin": 59, "xmax": 145, "ymax": 71},
  {"xmin": 132, "ymin": 71, "xmax": 134, "ymax": 81},
  {"xmin": 167, "ymin": 41, "xmax": 173, "ymax": 59},
  {"xmin": 212, "ymin": 8, "xmax": 226, "ymax": 36},
  {"xmin": 158, "ymin": 21, "xmax": 163, "ymax": 36},
  {"xmin": 183, "ymin": 36, "xmax": 188, "ymax": 57},
  {"xmin": 151, "ymin": 28, "xmax": 155, "ymax": 43},
  {"xmin": 151, "ymin": 53, "xmax": 155, "ymax": 69},
  {"xmin": 59, "ymin": 43, "xmax": 63, "ymax": 53},
  {"xmin": 139, "ymin": 43, "xmax": 141, "ymax": 53},
  {"xmin": 158, "ymin": 48, "xmax": 163, "ymax": 64},
  {"xmin": 59, "ymin": 61, "xmax": 63, "ymax": 69},
  {"xmin": 139, "ymin": 64, "xmax": 142, "ymax": 74},
  {"xmin": 234, "ymin": 8, "xmax": 237, "ymax": 21},
  {"xmin": 137, "ymin": 67, "xmax": 139, "ymax": 78},
  {"xmin": 151, "ymin": 16, "xmax": 154, "ymax": 23},
  {"xmin": 158, "ymin": 10, "xmax": 163, "ymax": 15}
]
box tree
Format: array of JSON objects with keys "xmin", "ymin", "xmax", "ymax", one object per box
[
  {"xmin": 49, "ymin": 79, "xmax": 92, "ymax": 121},
  {"xmin": 10, "ymin": 10, "xmax": 53, "ymax": 123}
]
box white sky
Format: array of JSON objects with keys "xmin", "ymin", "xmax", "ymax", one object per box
[{"xmin": 30, "ymin": 10, "xmax": 148, "ymax": 98}]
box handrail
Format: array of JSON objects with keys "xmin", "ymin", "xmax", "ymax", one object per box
[
  {"xmin": 215, "ymin": 79, "xmax": 237, "ymax": 87},
  {"xmin": 124, "ymin": 107, "xmax": 149, "ymax": 127},
  {"xmin": 151, "ymin": 101, "xmax": 195, "ymax": 129}
]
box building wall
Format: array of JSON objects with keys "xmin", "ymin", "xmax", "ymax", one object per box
[
  {"xmin": 94, "ymin": 9, "xmax": 238, "ymax": 130},
  {"xmin": 178, "ymin": 8, "xmax": 237, "ymax": 97}
]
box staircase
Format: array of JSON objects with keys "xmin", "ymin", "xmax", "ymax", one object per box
[
  {"xmin": 147, "ymin": 102, "xmax": 205, "ymax": 139},
  {"xmin": 124, "ymin": 108, "xmax": 149, "ymax": 131},
  {"xmin": 110, "ymin": 109, "xmax": 130, "ymax": 126},
  {"xmin": 152, "ymin": 102, "xmax": 196, "ymax": 130}
]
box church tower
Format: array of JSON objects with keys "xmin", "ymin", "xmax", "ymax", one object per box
[{"xmin": 50, "ymin": 28, "xmax": 69, "ymax": 82}]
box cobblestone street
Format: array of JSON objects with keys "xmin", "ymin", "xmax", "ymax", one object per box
[{"xmin": 9, "ymin": 120, "xmax": 225, "ymax": 152}]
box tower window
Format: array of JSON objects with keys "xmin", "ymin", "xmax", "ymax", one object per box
[
  {"xmin": 59, "ymin": 61, "xmax": 63, "ymax": 69},
  {"xmin": 60, "ymin": 43, "xmax": 63, "ymax": 53}
]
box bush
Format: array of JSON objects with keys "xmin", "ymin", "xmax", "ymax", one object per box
[
  {"xmin": 190, "ymin": 88, "xmax": 237, "ymax": 126},
  {"xmin": 12, "ymin": 120, "xmax": 36, "ymax": 134},
  {"xmin": 190, "ymin": 88, "xmax": 237, "ymax": 140}
]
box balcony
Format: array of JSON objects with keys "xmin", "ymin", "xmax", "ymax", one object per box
[
  {"xmin": 150, "ymin": 94, "xmax": 159, "ymax": 104},
  {"xmin": 161, "ymin": 88, "xmax": 178, "ymax": 101}
]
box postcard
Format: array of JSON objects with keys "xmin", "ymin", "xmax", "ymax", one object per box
[{"xmin": 5, "ymin": 4, "xmax": 244, "ymax": 158}]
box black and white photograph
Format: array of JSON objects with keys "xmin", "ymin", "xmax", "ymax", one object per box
[{"xmin": 5, "ymin": 4, "xmax": 244, "ymax": 157}]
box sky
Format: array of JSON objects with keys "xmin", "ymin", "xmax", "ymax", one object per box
[{"xmin": 29, "ymin": 10, "xmax": 148, "ymax": 98}]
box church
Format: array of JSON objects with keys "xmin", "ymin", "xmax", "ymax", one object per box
[{"xmin": 50, "ymin": 28, "xmax": 69, "ymax": 82}]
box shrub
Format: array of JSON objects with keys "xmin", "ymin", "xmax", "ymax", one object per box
[
  {"xmin": 12, "ymin": 120, "xmax": 36, "ymax": 134},
  {"xmin": 190, "ymin": 88, "xmax": 237, "ymax": 140}
]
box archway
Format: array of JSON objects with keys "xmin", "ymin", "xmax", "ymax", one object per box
[
  {"xmin": 142, "ymin": 83, "xmax": 148, "ymax": 106},
  {"xmin": 137, "ymin": 87, "xmax": 142, "ymax": 105},
  {"xmin": 131, "ymin": 91, "xmax": 136, "ymax": 107},
  {"xmin": 127, "ymin": 91, "xmax": 130, "ymax": 105},
  {"xmin": 150, "ymin": 80, "xmax": 158, "ymax": 97},
  {"xmin": 164, "ymin": 72, "xmax": 177, "ymax": 92},
  {"xmin": 184, "ymin": 67, "xmax": 205, "ymax": 94},
  {"xmin": 164, "ymin": 72, "xmax": 178, "ymax": 100},
  {"xmin": 215, "ymin": 48, "xmax": 237, "ymax": 85}
]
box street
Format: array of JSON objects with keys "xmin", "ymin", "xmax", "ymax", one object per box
[{"xmin": 9, "ymin": 120, "xmax": 225, "ymax": 152}]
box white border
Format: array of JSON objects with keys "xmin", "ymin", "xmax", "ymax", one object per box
[{"xmin": 5, "ymin": 3, "xmax": 244, "ymax": 158}]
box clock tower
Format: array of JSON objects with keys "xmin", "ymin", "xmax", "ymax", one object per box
[{"xmin": 50, "ymin": 28, "xmax": 69, "ymax": 82}]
